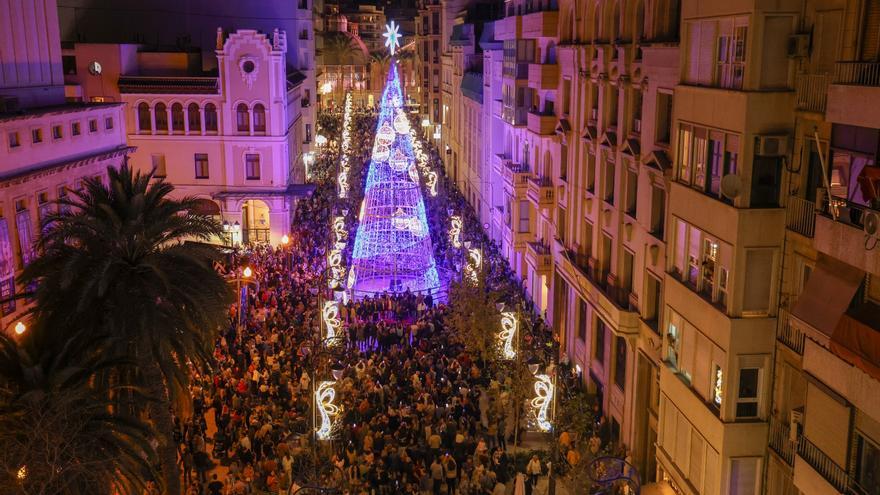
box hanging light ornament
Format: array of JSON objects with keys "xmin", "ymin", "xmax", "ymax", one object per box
[
  {"xmin": 531, "ymin": 374, "xmax": 554, "ymax": 432},
  {"xmin": 390, "ymin": 147, "xmax": 410, "ymax": 172},
  {"xmin": 315, "ymin": 381, "xmax": 341, "ymax": 440},
  {"xmin": 448, "ymin": 216, "xmax": 462, "ymax": 249},
  {"xmin": 498, "ymin": 312, "xmax": 518, "ymax": 360},
  {"xmin": 377, "ymin": 122, "xmax": 395, "ymax": 146},
  {"xmin": 464, "ymin": 247, "xmax": 482, "ymax": 285},
  {"xmin": 322, "ymin": 301, "xmax": 342, "ymax": 343},
  {"xmin": 426, "ymin": 171, "xmax": 438, "ymax": 197},
  {"xmin": 372, "ymin": 144, "xmax": 391, "ymax": 163},
  {"xmin": 393, "ymin": 110, "xmax": 411, "ymax": 134}
]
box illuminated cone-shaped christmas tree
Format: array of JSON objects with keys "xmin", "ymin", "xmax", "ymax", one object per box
[{"xmin": 350, "ymin": 62, "xmax": 441, "ymax": 298}]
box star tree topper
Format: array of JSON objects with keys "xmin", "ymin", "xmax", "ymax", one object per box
[{"xmin": 383, "ymin": 20, "xmax": 402, "ymax": 56}]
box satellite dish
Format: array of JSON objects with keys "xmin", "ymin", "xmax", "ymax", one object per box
[{"xmin": 720, "ymin": 174, "xmax": 742, "ymax": 200}]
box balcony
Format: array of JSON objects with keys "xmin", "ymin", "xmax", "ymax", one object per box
[
  {"xmin": 527, "ymin": 175, "xmax": 554, "ymax": 207},
  {"xmin": 502, "ymin": 106, "xmax": 528, "ymax": 126},
  {"xmin": 527, "ymin": 110, "xmax": 556, "ymax": 135},
  {"xmin": 528, "ymin": 63, "xmax": 559, "ymax": 90},
  {"xmin": 503, "ymin": 62, "xmax": 530, "ymax": 80},
  {"xmin": 786, "ymin": 195, "xmax": 816, "ymax": 238},
  {"xmin": 562, "ymin": 249, "xmax": 636, "ymax": 313},
  {"xmin": 494, "ymin": 14, "xmax": 522, "ymax": 41},
  {"xmin": 769, "ymin": 416, "xmax": 796, "ymax": 466},
  {"xmin": 777, "ymin": 311, "xmax": 806, "ymax": 355},
  {"xmin": 795, "ymin": 73, "xmax": 829, "ymax": 113},
  {"xmin": 796, "ymin": 436, "xmax": 850, "ymax": 493},
  {"xmin": 522, "ymin": 9, "xmax": 559, "ymax": 38},
  {"xmin": 814, "ymin": 201, "xmax": 880, "ymax": 276},
  {"xmin": 827, "ymin": 62, "xmax": 880, "ymax": 128},
  {"xmin": 492, "ymin": 99, "xmax": 503, "ymax": 118},
  {"xmin": 501, "ymin": 160, "xmax": 530, "ymax": 194},
  {"xmin": 526, "ymin": 241, "xmax": 552, "ymax": 275}
]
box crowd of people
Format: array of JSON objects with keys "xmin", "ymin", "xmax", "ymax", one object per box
[{"xmin": 166, "ymin": 109, "xmax": 595, "ymax": 495}]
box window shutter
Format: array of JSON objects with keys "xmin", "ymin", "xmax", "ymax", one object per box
[
  {"xmin": 728, "ymin": 457, "xmax": 759, "ymax": 495},
  {"xmin": 686, "ymin": 21, "xmax": 702, "ymax": 83},
  {"xmin": 861, "ymin": 0, "xmax": 880, "ymax": 61},
  {"xmin": 804, "ymin": 383, "xmax": 850, "ymax": 466},
  {"xmin": 743, "ymin": 250, "xmax": 774, "ymax": 314},
  {"xmin": 699, "ymin": 19, "xmax": 717, "ymax": 85}
]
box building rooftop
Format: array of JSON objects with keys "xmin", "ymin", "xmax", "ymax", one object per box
[
  {"xmin": 118, "ymin": 75, "xmax": 219, "ymax": 94},
  {"xmin": 0, "ymin": 101, "xmax": 124, "ymax": 122}
]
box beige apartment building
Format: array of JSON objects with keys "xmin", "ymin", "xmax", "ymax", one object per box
[{"xmin": 442, "ymin": 0, "xmax": 880, "ymax": 493}]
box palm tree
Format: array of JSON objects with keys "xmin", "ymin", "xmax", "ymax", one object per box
[
  {"xmin": 0, "ymin": 333, "xmax": 158, "ymax": 494},
  {"xmin": 19, "ymin": 164, "xmax": 233, "ymax": 495}
]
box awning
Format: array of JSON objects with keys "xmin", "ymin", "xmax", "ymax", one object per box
[
  {"xmin": 831, "ymin": 312, "xmax": 880, "ymax": 381},
  {"xmin": 190, "ymin": 198, "xmax": 221, "ymax": 216},
  {"xmin": 791, "ymin": 254, "xmax": 864, "ymax": 338}
]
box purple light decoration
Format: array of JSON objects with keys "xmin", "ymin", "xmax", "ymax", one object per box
[{"xmin": 350, "ymin": 62, "xmax": 441, "ymax": 297}]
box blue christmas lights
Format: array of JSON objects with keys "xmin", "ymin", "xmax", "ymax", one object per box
[{"xmin": 350, "ymin": 62, "xmax": 441, "ymax": 297}]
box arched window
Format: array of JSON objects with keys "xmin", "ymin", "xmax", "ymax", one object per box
[
  {"xmin": 236, "ymin": 103, "xmax": 250, "ymax": 133},
  {"xmin": 253, "ymin": 103, "xmax": 266, "ymax": 133},
  {"xmin": 137, "ymin": 102, "xmax": 151, "ymax": 132},
  {"xmin": 155, "ymin": 102, "xmax": 168, "ymax": 132},
  {"xmin": 171, "ymin": 103, "xmax": 184, "ymax": 133},
  {"xmin": 204, "ymin": 103, "xmax": 218, "ymax": 132},
  {"xmin": 187, "ymin": 103, "xmax": 201, "ymax": 133}
]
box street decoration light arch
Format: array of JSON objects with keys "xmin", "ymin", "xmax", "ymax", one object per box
[{"xmin": 498, "ymin": 312, "xmax": 518, "ymax": 360}]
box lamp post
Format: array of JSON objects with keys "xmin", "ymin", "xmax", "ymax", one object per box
[
  {"xmin": 527, "ymin": 355, "xmax": 559, "ymax": 495},
  {"xmin": 228, "ymin": 266, "xmax": 253, "ymax": 329}
]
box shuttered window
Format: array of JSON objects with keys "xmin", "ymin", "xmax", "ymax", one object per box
[
  {"xmin": 728, "ymin": 457, "xmax": 760, "ymax": 495},
  {"xmin": 861, "ymin": 0, "xmax": 880, "ymax": 61}
]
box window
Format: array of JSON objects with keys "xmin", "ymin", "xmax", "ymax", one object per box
[
  {"xmin": 577, "ymin": 298, "xmax": 588, "ymax": 341},
  {"xmin": 194, "ymin": 153, "xmax": 209, "ymax": 179},
  {"xmin": 171, "ymin": 103, "xmax": 184, "ymax": 133},
  {"xmin": 855, "ymin": 433, "xmax": 880, "ymax": 495},
  {"xmin": 622, "ymin": 249, "xmax": 635, "ymax": 295},
  {"xmin": 678, "ymin": 123, "xmax": 741, "ymax": 202},
  {"xmin": 656, "ymin": 91, "xmax": 672, "ymax": 144},
  {"xmin": 31, "ymin": 128, "xmax": 43, "ymax": 144},
  {"xmin": 204, "ymin": 103, "xmax": 218, "ymax": 132},
  {"xmin": 594, "ymin": 318, "xmax": 607, "ymax": 365},
  {"xmin": 245, "ymin": 153, "xmax": 261, "ymax": 180},
  {"xmin": 8, "ymin": 132, "xmax": 20, "ymax": 148},
  {"xmin": 603, "ymin": 159, "xmax": 615, "ymax": 203},
  {"xmin": 305, "ymin": 123, "xmax": 312, "ymax": 143},
  {"xmin": 187, "ymin": 103, "xmax": 201, "ymax": 132},
  {"xmin": 52, "ymin": 125, "xmax": 62, "ymax": 140},
  {"xmin": 586, "ymin": 153, "xmax": 596, "ymax": 192},
  {"xmin": 137, "ymin": 102, "xmax": 151, "ymax": 132},
  {"xmin": 518, "ymin": 200, "xmax": 530, "ymax": 232},
  {"xmin": 155, "ymin": 103, "xmax": 168, "ymax": 131},
  {"xmin": 236, "ymin": 104, "xmax": 250, "ymax": 133},
  {"xmin": 716, "ymin": 26, "xmax": 748, "ymax": 89},
  {"xmin": 718, "ymin": 267, "xmax": 729, "ymax": 308},
  {"xmin": 650, "ymin": 185, "xmax": 665, "ymax": 237},
  {"xmin": 728, "ymin": 458, "xmax": 760, "ymax": 495},
  {"xmin": 625, "ymin": 167, "xmax": 638, "ymax": 215},
  {"xmin": 62, "ymin": 55, "xmax": 77, "ymax": 75},
  {"xmin": 665, "ymin": 311, "xmax": 682, "ymax": 368},
  {"xmin": 562, "ymin": 79, "xmax": 572, "ymax": 115},
  {"xmin": 614, "ymin": 336, "xmax": 627, "ymax": 390},
  {"xmin": 88, "ymin": 119, "xmax": 98, "ymax": 133},
  {"xmin": 736, "ymin": 368, "xmax": 760, "ymax": 418},
  {"xmin": 104, "ymin": 116, "xmax": 113, "ymax": 130},
  {"xmin": 253, "ymin": 104, "xmax": 266, "ymax": 133},
  {"xmin": 645, "ymin": 272, "xmax": 662, "ymax": 327},
  {"xmin": 631, "ymin": 90, "xmax": 643, "ymax": 134},
  {"xmin": 151, "ymin": 154, "xmax": 167, "ymax": 178},
  {"xmin": 700, "ymin": 238, "xmax": 719, "ymax": 299},
  {"xmin": 71, "ymin": 122, "xmax": 81, "ymax": 136}
]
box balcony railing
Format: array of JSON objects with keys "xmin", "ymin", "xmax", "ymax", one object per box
[
  {"xmin": 565, "ymin": 250, "xmax": 633, "ymax": 310},
  {"xmin": 769, "ymin": 416, "xmax": 796, "ymax": 466},
  {"xmin": 798, "ymin": 436, "xmax": 850, "ymax": 493},
  {"xmin": 778, "ymin": 312, "xmax": 806, "ymax": 354},
  {"xmin": 786, "ymin": 195, "xmax": 816, "ymax": 237},
  {"xmin": 834, "ymin": 61, "xmax": 880, "ymax": 87},
  {"xmin": 243, "ymin": 228, "xmax": 271, "ymax": 245},
  {"xmin": 795, "ymin": 73, "xmax": 829, "ymax": 112}
]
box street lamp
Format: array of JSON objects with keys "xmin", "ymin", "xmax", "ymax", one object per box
[
  {"xmin": 13, "ymin": 321, "xmax": 26, "ymax": 335},
  {"xmin": 282, "ymin": 234, "xmax": 290, "ymax": 246},
  {"xmin": 243, "ymin": 266, "xmax": 253, "ymax": 279}
]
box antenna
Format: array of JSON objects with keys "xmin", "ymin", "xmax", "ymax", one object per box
[{"xmin": 720, "ymin": 174, "xmax": 742, "ymax": 200}]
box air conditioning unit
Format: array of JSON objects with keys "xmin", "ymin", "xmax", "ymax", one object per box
[
  {"xmin": 754, "ymin": 135, "xmax": 789, "ymax": 157},
  {"xmin": 787, "ymin": 34, "xmax": 811, "ymax": 58},
  {"xmin": 789, "ymin": 408, "xmax": 804, "ymax": 442},
  {"xmin": 864, "ymin": 210, "xmax": 880, "ymax": 237}
]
